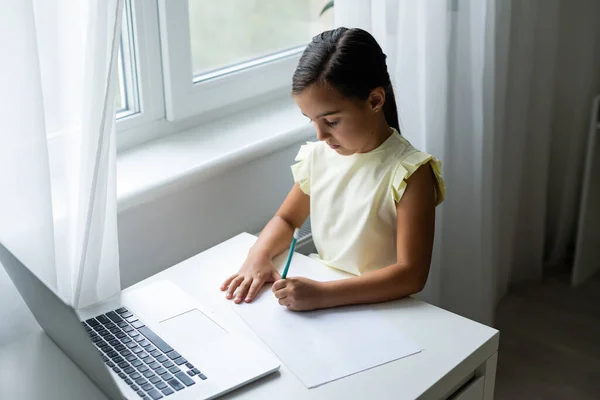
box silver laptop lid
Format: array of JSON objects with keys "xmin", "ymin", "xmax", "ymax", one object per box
[{"xmin": 0, "ymin": 243, "xmax": 123, "ymax": 400}]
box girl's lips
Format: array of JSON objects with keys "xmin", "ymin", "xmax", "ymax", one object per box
[{"xmin": 328, "ymin": 143, "xmax": 340, "ymax": 149}]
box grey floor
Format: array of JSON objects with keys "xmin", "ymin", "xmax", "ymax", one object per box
[{"xmin": 494, "ymin": 271, "xmax": 600, "ymax": 399}]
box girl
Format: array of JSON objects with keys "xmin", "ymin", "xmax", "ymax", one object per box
[{"xmin": 221, "ymin": 27, "xmax": 445, "ymax": 311}]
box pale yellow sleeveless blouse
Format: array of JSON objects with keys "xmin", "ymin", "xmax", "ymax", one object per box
[{"xmin": 291, "ymin": 129, "xmax": 445, "ymax": 276}]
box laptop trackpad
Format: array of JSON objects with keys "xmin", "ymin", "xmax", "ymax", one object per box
[{"xmin": 159, "ymin": 309, "xmax": 227, "ymax": 345}]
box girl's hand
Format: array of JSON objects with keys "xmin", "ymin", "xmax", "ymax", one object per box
[
  {"xmin": 220, "ymin": 252, "xmax": 280, "ymax": 304},
  {"xmin": 272, "ymin": 277, "xmax": 326, "ymax": 311}
]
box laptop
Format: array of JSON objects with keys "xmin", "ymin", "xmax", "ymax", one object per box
[{"xmin": 0, "ymin": 243, "xmax": 280, "ymax": 399}]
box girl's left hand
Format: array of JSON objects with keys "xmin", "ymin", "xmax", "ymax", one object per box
[{"xmin": 272, "ymin": 277, "xmax": 326, "ymax": 311}]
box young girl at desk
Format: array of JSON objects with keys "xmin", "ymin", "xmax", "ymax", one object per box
[{"xmin": 221, "ymin": 27, "xmax": 445, "ymax": 311}]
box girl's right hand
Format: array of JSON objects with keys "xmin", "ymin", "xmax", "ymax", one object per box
[{"xmin": 220, "ymin": 252, "xmax": 281, "ymax": 304}]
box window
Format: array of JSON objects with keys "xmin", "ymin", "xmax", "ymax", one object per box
[
  {"xmin": 188, "ymin": 1, "xmax": 332, "ymax": 79},
  {"xmin": 116, "ymin": 0, "xmax": 333, "ymax": 146},
  {"xmin": 160, "ymin": 0, "xmax": 333, "ymax": 120},
  {"xmin": 116, "ymin": 0, "xmax": 140, "ymax": 119},
  {"xmin": 115, "ymin": 0, "xmax": 165, "ymax": 135},
  {"xmin": 115, "ymin": 53, "xmax": 126, "ymax": 113}
]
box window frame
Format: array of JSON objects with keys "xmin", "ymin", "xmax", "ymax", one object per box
[
  {"xmin": 115, "ymin": 48, "xmax": 128, "ymax": 115},
  {"xmin": 157, "ymin": 0, "xmax": 303, "ymax": 122},
  {"xmin": 116, "ymin": 0, "xmax": 165, "ymax": 133},
  {"xmin": 116, "ymin": 0, "xmax": 332, "ymax": 150},
  {"xmin": 115, "ymin": 0, "xmax": 140, "ymax": 119}
]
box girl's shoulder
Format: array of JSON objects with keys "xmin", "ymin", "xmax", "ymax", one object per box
[
  {"xmin": 293, "ymin": 140, "xmax": 321, "ymax": 163},
  {"xmin": 390, "ymin": 135, "xmax": 446, "ymax": 206},
  {"xmin": 290, "ymin": 141, "xmax": 323, "ymax": 195}
]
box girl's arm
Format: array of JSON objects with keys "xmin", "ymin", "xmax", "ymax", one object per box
[
  {"xmin": 249, "ymin": 184, "xmax": 310, "ymax": 260},
  {"xmin": 320, "ymin": 164, "xmax": 437, "ymax": 308},
  {"xmin": 221, "ymin": 184, "xmax": 310, "ymax": 303}
]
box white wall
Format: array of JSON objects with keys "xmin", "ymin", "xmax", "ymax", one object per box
[{"xmin": 117, "ymin": 142, "xmax": 304, "ymax": 288}]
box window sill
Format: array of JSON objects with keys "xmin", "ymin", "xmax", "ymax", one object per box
[{"xmin": 116, "ymin": 96, "xmax": 314, "ymax": 212}]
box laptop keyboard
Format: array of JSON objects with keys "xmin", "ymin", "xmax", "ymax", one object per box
[{"xmin": 82, "ymin": 307, "xmax": 207, "ymax": 399}]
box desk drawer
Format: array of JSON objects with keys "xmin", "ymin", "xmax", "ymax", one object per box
[{"xmin": 449, "ymin": 376, "xmax": 485, "ymax": 400}]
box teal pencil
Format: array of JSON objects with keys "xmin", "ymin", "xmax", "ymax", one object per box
[{"xmin": 281, "ymin": 228, "xmax": 300, "ymax": 279}]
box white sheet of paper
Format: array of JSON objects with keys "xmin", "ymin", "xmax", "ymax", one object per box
[{"xmin": 233, "ymin": 256, "xmax": 422, "ymax": 388}]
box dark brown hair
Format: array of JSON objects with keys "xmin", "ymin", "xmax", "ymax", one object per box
[{"xmin": 292, "ymin": 27, "xmax": 399, "ymax": 132}]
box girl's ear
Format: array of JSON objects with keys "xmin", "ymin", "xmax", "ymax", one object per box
[{"xmin": 368, "ymin": 87, "xmax": 386, "ymax": 112}]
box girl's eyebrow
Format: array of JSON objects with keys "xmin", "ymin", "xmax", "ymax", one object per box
[{"xmin": 302, "ymin": 110, "xmax": 341, "ymax": 119}]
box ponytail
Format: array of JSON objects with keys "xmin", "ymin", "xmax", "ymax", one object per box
[{"xmin": 383, "ymin": 84, "xmax": 400, "ymax": 133}]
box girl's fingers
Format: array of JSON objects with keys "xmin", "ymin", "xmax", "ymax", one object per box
[
  {"xmin": 272, "ymin": 279, "xmax": 287, "ymax": 292},
  {"xmin": 220, "ymin": 274, "xmax": 238, "ymax": 291},
  {"xmin": 226, "ymin": 276, "xmax": 245, "ymax": 299},
  {"xmin": 278, "ymin": 297, "xmax": 289, "ymax": 306},
  {"xmin": 273, "ymin": 287, "xmax": 288, "ymax": 299},
  {"xmin": 245, "ymin": 278, "xmax": 264, "ymax": 303},
  {"xmin": 234, "ymin": 278, "xmax": 253, "ymax": 303}
]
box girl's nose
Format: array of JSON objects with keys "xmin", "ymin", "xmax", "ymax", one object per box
[{"xmin": 315, "ymin": 125, "xmax": 330, "ymax": 141}]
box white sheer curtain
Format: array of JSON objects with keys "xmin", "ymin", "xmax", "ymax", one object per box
[
  {"xmin": 335, "ymin": 0, "xmax": 600, "ymax": 325},
  {"xmin": 0, "ymin": 0, "xmax": 123, "ymax": 345}
]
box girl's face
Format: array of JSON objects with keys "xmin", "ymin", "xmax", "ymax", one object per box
[{"xmin": 293, "ymin": 84, "xmax": 386, "ymax": 156}]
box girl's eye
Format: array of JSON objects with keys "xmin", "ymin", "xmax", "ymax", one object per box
[{"xmin": 325, "ymin": 120, "xmax": 339, "ymax": 127}]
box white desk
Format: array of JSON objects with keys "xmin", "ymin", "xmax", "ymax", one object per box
[{"xmin": 0, "ymin": 233, "xmax": 499, "ymax": 400}]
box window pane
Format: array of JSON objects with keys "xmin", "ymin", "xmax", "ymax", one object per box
[
  {"xmin": 188, "ymin": 0, "xmax": 334, "ymax": 77},
  {"xmin": 116, "ymin": 49, "xmax": 126, "ymax": 112},
  {"xmin": 116, "ymin": 0, "xmax": 139, "ymax": 119}
]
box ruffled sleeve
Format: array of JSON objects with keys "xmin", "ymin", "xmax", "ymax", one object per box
[
  {"xmin": 391, "ymin": 150, "xmax": 446, "ymax": 206},
  {"xmin": 290, "ymin": 142, "xmax": 316, "ymax": 195}
]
